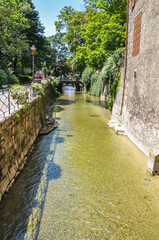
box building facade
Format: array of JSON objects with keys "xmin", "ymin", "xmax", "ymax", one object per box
[{"xmin": 111, "ymin": 0, "xmax": 159, "ymax": 156}]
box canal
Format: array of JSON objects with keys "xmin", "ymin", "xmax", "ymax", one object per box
[{"xmin": 1, "ymin": 86, "xmax": 159, "ymax": 239}]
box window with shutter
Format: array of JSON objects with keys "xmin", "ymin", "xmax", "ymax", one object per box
[{"xmin": 132, "ymin": 11, "xmax": 142, "ymax": 57}]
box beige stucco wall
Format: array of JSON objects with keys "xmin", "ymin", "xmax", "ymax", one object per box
[{"xmin": 111, "ymin": 0, "xmax": 159, "ymax": 156}]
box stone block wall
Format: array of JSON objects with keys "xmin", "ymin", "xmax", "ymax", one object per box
[{"xmin": 0, "ymin": 97, "xmax": 43, "ymax": 202}]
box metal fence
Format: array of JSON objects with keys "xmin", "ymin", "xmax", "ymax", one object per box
[{"xmin": 0, "ymin": 85, "xmax": 37, "ymax": 122}]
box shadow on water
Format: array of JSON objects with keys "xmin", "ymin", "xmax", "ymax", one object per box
[
  {"xmin": 0, "ymin": 128, "xmax": 62, "ymax": 240},
  {"xmin": 89, "ymin": 114, "xmax": 101, "ymax": 117},
  {"xmin": 54, "ymin": 100, "xmax": 75, "ymax": 114},
  {"xmin": 60, "ymin": 99, "xmax": 75, "ymax": 106},
  {"xmin": 54, "ymin": 99, "xmax": 75, "ymax": 114},
  {"xmin": 85, "ymin": 97, "xmax": 108, "ymax": 109}
]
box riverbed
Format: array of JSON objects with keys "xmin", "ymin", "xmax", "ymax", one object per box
[{"xmin": 1, "ymin": 86, "xmax": 159, "ymax": 240}]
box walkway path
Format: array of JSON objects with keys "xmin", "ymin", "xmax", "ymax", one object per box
[{"xmin": 0, "ymin": 87, "xmax": 37, "ymax": 122}]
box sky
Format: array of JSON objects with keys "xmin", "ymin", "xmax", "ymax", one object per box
[{"xmin": 32, "ymin": 0, "xmax": 85, "ymax": 37}]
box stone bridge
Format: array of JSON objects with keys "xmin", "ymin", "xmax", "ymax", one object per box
[{"xmin": 58, "ymin": 79, "xmax": 83, "ymax": 91}]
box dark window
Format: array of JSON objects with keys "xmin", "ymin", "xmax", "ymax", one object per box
[{"xmin": 132, "ymin": 11, "xmax": 142, "ymax": 56}]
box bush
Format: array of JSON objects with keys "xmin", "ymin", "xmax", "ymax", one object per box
[
  {"xmin": 18, "ymin": 74, "xmax": 32, "ymax": 83},
  {"xmin": 10, "ymin": 85, "xmax": 28, "ymax": 104},
  {"xmin": 41, "ymin": 79, "xmax": 50, "ymax": 88},
  {"xmin": 0, "ymin": 70, "xmax": 7, "ymax": 86},
  {"xmin": 31, "ymin": 83, "xmax": 44, "ymax": 95},
  {"xmin": 0, "ymin": 68, "xmax": 19, "ymax": 88}
]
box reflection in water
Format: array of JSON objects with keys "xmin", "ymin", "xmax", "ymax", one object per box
[{"xmin": 1, "ymin": 86, "xmax": 159, "ymax": 240}]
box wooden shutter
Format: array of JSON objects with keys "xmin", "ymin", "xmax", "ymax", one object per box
[{"xmin": 132, "ymin": 11, "xmax": 142, "ymax": 56}]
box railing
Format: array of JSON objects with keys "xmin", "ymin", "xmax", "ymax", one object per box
[
  {"xmin": 58, "ymin": 77, "xmax": 81, "ymax": 83},
  {"xmin": 0, "ymin": 85, "xmax": 37, "ymax": 122}
]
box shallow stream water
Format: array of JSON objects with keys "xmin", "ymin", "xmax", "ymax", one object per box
[{"xmin": 1, "ymin": 86, "xmax": 159, "ymax": 240}]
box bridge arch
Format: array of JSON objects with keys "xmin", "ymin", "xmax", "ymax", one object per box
[{"xmin": 58, "ymin": 79, "xmax": 83, "ymax": 92}]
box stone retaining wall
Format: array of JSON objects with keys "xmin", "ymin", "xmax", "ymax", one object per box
[{"xmin": 0, "ymin": 97, "xmax": 43, "ymax": 202}]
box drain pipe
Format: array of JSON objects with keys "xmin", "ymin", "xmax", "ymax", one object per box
[{"xmin": 120, "ymin": 0, "xmax": 130, "ymax": 115}]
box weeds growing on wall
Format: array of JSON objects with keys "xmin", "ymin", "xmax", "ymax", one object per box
[
  {"xmin": 81, "ymin": 48, "xmax": 125, "ymax": 110},
  {"xmin": 34, "ymin": 78, "xmax": 60, "ymax": 123},
  {"xmin": 40, "ymin": 78, "xmax": 60, "ymax": 107},
  {"xmin": 105, "ymin": 48, "xmax": 125, "ymax": 110},
  {"xmin": 50, "ymin": 78, "xmax": 60, "ymax": 98}
]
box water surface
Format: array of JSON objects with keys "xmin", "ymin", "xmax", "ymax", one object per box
[{"xmin": 1, "ymin": 86, "xmax": 159, "ymax": 240}]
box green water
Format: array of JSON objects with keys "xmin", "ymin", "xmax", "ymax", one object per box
[{"xmin": 1, "ymin": 86, "xmax": 159, "ymax": 240}]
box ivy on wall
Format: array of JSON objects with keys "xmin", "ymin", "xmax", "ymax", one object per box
[{"xmin": 81, "ymin": 48, "xmax": 125, "ymax": 110}]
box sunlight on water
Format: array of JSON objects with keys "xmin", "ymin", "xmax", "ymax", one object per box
[{"xmin": 38, "ymin": 87, "xmax": 159, "ymax": 239}]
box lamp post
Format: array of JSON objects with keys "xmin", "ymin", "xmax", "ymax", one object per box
[
  {"xmin": 31, "ymin": 45, "xmax": 36, "ymax": 82},
  {"xmin": 43, "ymin": 61, "xmax": 46, "ymax": 78}
]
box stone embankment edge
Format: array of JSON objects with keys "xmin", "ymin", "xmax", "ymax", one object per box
[{"xmin": 108, "ymin": 119, "xmax": 149, "ymax": 155}]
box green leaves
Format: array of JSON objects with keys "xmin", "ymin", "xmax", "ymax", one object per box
[
  {"xmin": 0, "ymin": 66, "xmax": 19, "ymax": 87},
  {"xmin": 0, "ymin": 0, "xmax": 50, "ymax": 75},
  {"xmin": 0, "ymin": 0, "xmax": 30, "ymax": 58},
  {"xmin": 54, "ymin": 0, "xmax": 127, "ymax": 74},
  {"xmin": 81, "ymin": 66, "xmax": 94, "ymax": 92},
  {"xmin": 80, "ymin": 48, "xmax": 124, "ymax": 109},
  {"xmin": 10, "ymin": 85, "xmax": 28, "ymax": 104}
]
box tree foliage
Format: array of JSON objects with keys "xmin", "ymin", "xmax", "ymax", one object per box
[
  {"xmin": 0, "ymin": 0, "xmax": 65, "ymax": 86},
  {"xmin": 0, "ymin": 0, "xmax": 127, "ymax": 93},
  {"xmin": 0, "ymin": 0, "xmax": 30, "ymax": 63},
  {"xmin": 54, "ymin": 0, "xmax": 127, "ymax": 75}
]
